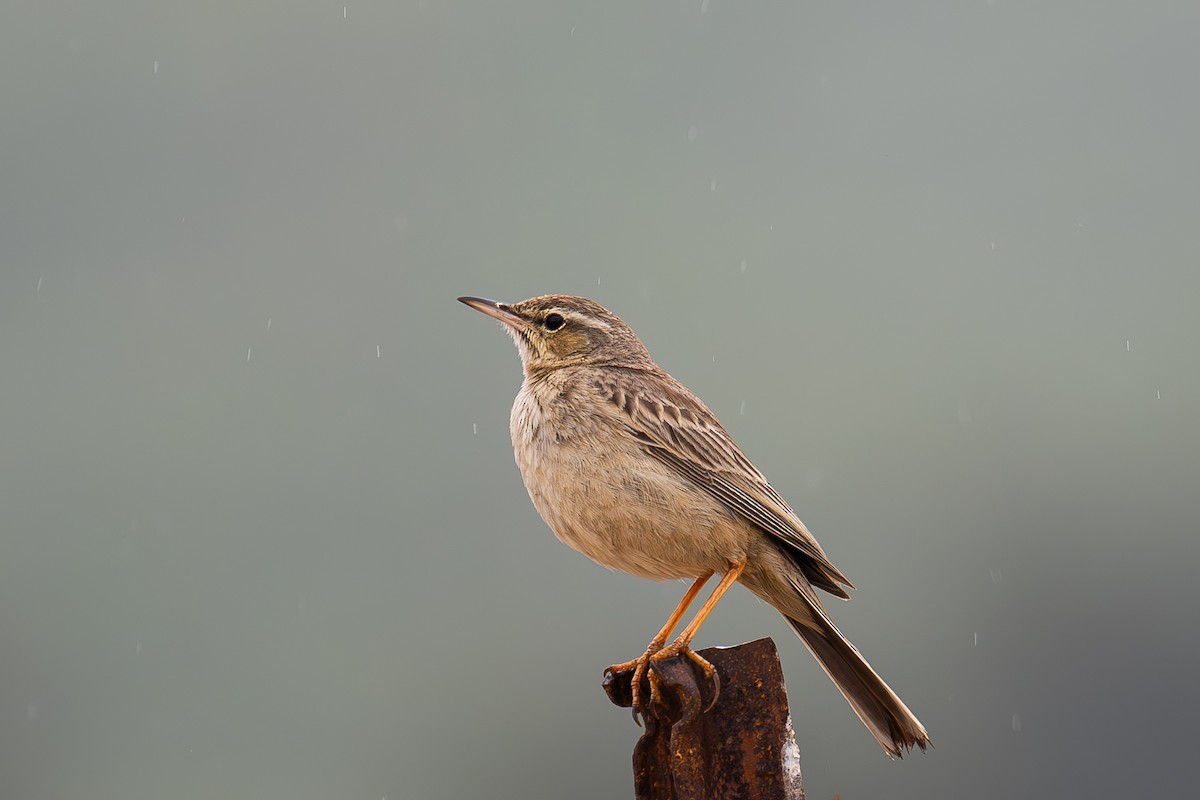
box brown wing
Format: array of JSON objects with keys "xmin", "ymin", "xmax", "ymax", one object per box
[{"xmin": 593, "ymin": 370, "xmax": 854, "ymax": 598}]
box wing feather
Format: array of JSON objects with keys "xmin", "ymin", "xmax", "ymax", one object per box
[{"xmin": 594, "ymin": 371, "xmax": 854, "ymax": 597}]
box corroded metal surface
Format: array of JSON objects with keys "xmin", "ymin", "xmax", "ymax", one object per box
[{"xmin": 603, "ymin": 638, "xmax": 804, "ymax": 800}]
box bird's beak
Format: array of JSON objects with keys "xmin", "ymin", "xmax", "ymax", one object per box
[{"xmin": 457, "ymin": 296, "xmax": 525, "ymax": 328}]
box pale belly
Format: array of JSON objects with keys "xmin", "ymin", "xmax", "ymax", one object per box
[{"xmin": 510, "ymin": 389, "xmax": 744, "ymax": 580}]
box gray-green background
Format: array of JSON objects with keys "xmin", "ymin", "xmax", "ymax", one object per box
[{"xmin": 3, "ymin": 2, "xmax": 1198, "ymax": 798}]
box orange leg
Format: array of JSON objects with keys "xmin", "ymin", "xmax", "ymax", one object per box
[
  {"xmin": 606, "ymin": 571, "xmax": 713, "ymax": 723},
  {"xmin": 648, "ymin": 554, "xmax": 748, "ymax": 711}
]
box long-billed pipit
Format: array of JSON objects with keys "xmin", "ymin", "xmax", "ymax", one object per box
[{"xmin": 459, "ymin": 294, "xmax": 929, "ymax": 757}]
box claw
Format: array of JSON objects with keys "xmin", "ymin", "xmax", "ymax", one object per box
[{"xmin": 682, "ymin": 648, "xmax": 721, "ymax": 711}]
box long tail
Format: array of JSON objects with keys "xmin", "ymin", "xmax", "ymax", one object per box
[{"xmin": 785, "ymin": 607, "xmax": 930, "ymax": 758}]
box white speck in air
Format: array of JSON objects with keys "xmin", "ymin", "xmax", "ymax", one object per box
[
  {"xmin": 1012, "ymin": 713, "xmax": 1022, "ymax": 732},
  {"xmin": 769, "ymin": 224, "xmax": 774, "ymax": 231},
  {"xmin": 570, "ymin": 27, "xmax": 576, "ymax": 37},
  {"xmin": 136, "ymin": 640, "xmax": 142, "ymax": 653},
  {"xmin": 36, "ymin": 276, "xmax": 43, "ymax": 292},
  {"xmin": 472, "ymin": 423, "xmax": 478, "ymax": 435},
  {"xmin": 687, "ymin": 125, "xmax": 698, "ymax": 142},
  {"xmin": 990, "ymin": 241, "xmax": 996, "ymax": 251},
  {"xmin": 739, "ymin": 399, "xmax": 746, "ymax": 416},
  {"xmin": 712, "ymin": 354, "xmax": 716, "ymax": 363},
  {"xmin": 247, "ymin": 347, "xmax": 252, "ymax": 363},
  {"xmin": 701, "ymin": 0, "xmax": 710, "ymax": 15},
  {"xmin": 710, "ymin": 179, "xmax": 717, "ymax": 191},
  {"xmin": 266, "ymin": 317, "xmax": 272, "ymax": 331},
  {"xmin": 377, "ymin": 345, "xmax": 381, "ymax": 358},
  {"xmin": 974, "ymin": 632, "xmax": 978, "ymax": 647},
  {"xmin": 343, "ymin": 6, "xmax": 347, "ymax": 19},
  {"xmin": 1126, "ymin": 340, "xmax": 1130, "ymax": 352},
  {"xmin": 990, "ymin": 567, "xmax": 1002, "ymax": 584},
  {"xmin": 740, "ymin": 260, "xmax": 747, "ymax": 274},
  {"xmin": 597, "ymin": 276, "xmax": 601, "ymax": 287},
  {"xmin": 153, "ymin": 60, "xmax": 159, "ymax": 74},
  {"xmin": 1156, "ymin": 390, "xmax": 1161, "ymax": 400}
]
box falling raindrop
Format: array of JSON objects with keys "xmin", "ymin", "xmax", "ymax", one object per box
[
  {"xmin": 739, "ymin": 399, "xmax": 746, "ymax": 416},
  {"xmin": 472, "ymin": 423, "xmax": 478, "ymax": 435},
  {"xmin": 153, "ymin": 60, "xmax": 159, "ymax": 74},
  {"xmin": 246, "ymin": 347, "xmax": 252, "ymax": 363},
  {"xmin": 377, "ymin": 345, "xmax": 381, "ymax": 358},
  {"xmin": 1011, "ymin": 713, "xmax": 1022, "ymax": 732},
  {"xmin": 740, "ymin": 260, "xmax": 747, "ymax": 274},
  {"xmin": 687, "ymin": 125, "xmax": 698, "ymax": 142}
]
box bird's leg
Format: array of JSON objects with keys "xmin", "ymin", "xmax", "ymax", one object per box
[
  {"xmin": 648, "ymin": 554, "xmax": 748, "ymax": 711},
  {"xmin": 606, "ymin": 571, "xmax": 713, "ymax": 724}
]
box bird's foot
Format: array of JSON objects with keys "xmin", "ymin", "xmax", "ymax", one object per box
[
  {"xmin": 605, "ymin": 641, "xmax": 665, "ymax": 726},
  {"xmin": 605, "ymin": 640, "xmax": 720, "ymax": 725}
]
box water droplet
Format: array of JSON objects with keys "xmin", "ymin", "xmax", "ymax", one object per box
[
  {"xmin": 246, "ymin": 346, "xmax": 252, "ymax": 363},
  {"xmin": 687, "ymin": 125, "xmax": 698, "ymax": 142},
  {"xmin": 377, "ymin": 345, "xmax": 381, "ymax": 358},
  {"xmin": 1011, "ymin": 713, "xmax": 1022, "ymax": 732},
  {"xmin": 472, "ymin": 423, "xmax": 478, "ymax": 435},
  {"xmin": 710, "ymin": 179, "xmax": 717, "ymax": 192},
  {"xmin": 153, "ymin": 60, "xmax": 159, "ymax": 74},
  {"xmin": 739, "ymin": 260, "xmax": 747, "ymax": 274}
]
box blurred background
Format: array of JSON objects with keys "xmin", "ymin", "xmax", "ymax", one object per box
[{"xmin": 3, "ymin": 2, "xmax": 1198, "ymax": 798}]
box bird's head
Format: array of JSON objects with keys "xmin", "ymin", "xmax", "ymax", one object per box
[{"xmin": 458, "ymin": 294, "xmax": 653, "ymax": 375}]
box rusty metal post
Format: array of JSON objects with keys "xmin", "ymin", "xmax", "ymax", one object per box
[{"xmin": 603, "ymin": 638, "xmax": 804, "ymax": 800}]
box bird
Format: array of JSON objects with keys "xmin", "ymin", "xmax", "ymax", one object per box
[{"xmin": 458, "ymin": 293, "xmax": 929, "ymax": 757}]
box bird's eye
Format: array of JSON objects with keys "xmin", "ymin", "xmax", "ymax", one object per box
[{"xmin": 543, "ymin": 313, "xmax": 565, "ymax": 331}]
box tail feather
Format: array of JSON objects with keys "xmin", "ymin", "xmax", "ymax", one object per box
[{"xmin": 785, "ymin": 610, "xmax": 930, "ymax": 758}]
